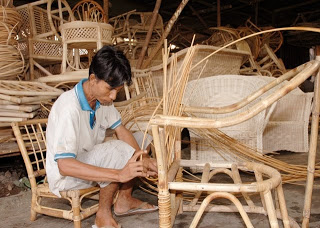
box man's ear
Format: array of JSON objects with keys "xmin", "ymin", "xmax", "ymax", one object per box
[{"xmin": 89, "ymin": 73, "xmax": 95, "ymax": 81}]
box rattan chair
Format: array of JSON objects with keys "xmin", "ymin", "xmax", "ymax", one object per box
[
  {"xmin": 11, "ymin": 119, "xmax": 99, "ymax": 228},
  {"xmin": 182, "ymin": 75, "xmax": 276, "ymax": 172},
  {"xmin": 16, "ymin": 0, "xmax": 71, "ymax": 80}
]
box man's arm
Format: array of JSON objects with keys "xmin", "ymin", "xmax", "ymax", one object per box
[
  {"xmin": 57, "ymin": 150, "xmax": 148, "ymax": 183},
  {"xmin": 115, "ymin": 124, "xmax": 158, "ymax": 175},
  {"xmin": 114, "ymin": 124, "xmax": 140, "ymax": 151}
]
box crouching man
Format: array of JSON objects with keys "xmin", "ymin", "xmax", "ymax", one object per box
[{"xmin": 46, "ymin": 46, "xmax": 158, "ymax": 228}]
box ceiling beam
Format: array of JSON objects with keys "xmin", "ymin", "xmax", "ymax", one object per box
[
  {"xmin": 192, "ymin": 4, "xmax": 232, "ymax": 15},
  {"xmin": 188, "ymin": 4, "xmax": 208, "ymax": 28},
  {"xmin": 273, "ymin": 0, "xmax": 319, "ymax": 13}
]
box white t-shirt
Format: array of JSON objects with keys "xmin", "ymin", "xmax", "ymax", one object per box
[{"xmin": 46, "ymin": 79, "xmax": 121, "ymax": 196}]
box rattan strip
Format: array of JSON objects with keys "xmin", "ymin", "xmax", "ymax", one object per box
[
  {"xmin": 0, "ymin": 44, "xmax": 24, "ymax": 79},
  {"xmin": 0, "ymin": 80, "xmax": 63, "ymax": 96}
]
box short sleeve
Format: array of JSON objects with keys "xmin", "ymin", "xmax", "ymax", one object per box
[
  {"xmin": 104, "ymin": 105, "xmax": 121, "ymax": 130},
  {"xmin": 48, "ymin": 106, "xmax": 80, "ymax": 161}
]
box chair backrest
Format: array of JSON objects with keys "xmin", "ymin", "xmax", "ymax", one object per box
[
  {"xmin": 72, "ymin": 0, "xmax": 107, "ymax": 22},
  {"xmin": 11, "ymin": 119, "xmax": 48, "ymax": 189},
  {"xmin": 16, "ymin": 2, "xmax": 61, "ymax": 39}
]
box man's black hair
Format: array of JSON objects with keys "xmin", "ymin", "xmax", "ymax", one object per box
[{"xmin": 89, "ymin": 46, "xmax": 132, "ymax": 87}]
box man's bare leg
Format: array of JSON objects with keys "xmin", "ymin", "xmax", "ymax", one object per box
[
  {"xmin": 114, "ymin": 179, "xmax": 156, "ymax": 214},
  {"xmin": 95, "ymin": 182, "xmax": 119, "ymax": 227}
]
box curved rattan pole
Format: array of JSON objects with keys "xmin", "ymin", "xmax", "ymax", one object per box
[
  {"xmin": 191, "ymin": 27, "xmax": 320, "ymax": 71},
  {"xmin": 184, "ymin": 204, "xmax": 300, "ymax": 228},
  {"xmin": 150, "ymin": 60, "xmax": 319, "ymax": 129},
  {"xmin": 47, "ymin": 0, "xmax": 74, "ymax": 41},
  {"xmin": 189, "ymin": 192, "xmax": 254, "ymax": 228},
  {"xmin": 209, "ymin": 168, "xmax": 233, "ymax": 180},
  {"xmin": 184, "ymin": 60, "xmax": 311, "ymax": 114},
  {"xmin": 168, "ymin": 162, "xmax": 281, "ymax": 193},
  {"xmin": 302, "ymin": 57, "xmax": 320, "ymax": 228}
]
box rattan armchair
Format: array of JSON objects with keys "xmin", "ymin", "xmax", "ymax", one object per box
[{"xmin": 11, "ymin": 119, "xmax": 99, "ymax": 228}]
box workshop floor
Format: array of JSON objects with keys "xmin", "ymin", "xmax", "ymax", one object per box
[{"xmin": 1, "ymin": 138, "xmax": 320, "ymax": 228}]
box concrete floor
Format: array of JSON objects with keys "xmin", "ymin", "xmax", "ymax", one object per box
[{"xmin": 1, "ymin": 139, "xmax": 320, "ymax": 227}]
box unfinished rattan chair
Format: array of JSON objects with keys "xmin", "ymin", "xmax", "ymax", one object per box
[
  {"xmin": 150, "ymin": 117, "xmax": 299, "ymax": 228},
  {"xmin": 11, "ymin": 119, "xmax": 99, "ymax": 228}
]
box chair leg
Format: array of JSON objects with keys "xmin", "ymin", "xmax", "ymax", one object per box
[
  {"xmin": 30, "ymin": 192, "xmax": 38, "ymax": 221},
  {"xmin": 71, "ymin": 196, "xmax": 81, "ymax": 228},
  {"xmin": 263, "ymin": 190, "xmax": 279, "ymax": 228}
]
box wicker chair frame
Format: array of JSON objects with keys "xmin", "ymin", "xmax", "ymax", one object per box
[{"xmin": 149, "ymin": 57, "xmax": 320, "ymax": 227}]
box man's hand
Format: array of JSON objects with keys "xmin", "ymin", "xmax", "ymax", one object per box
[
  {"xmin": 141, "ymin": 156, "xmax": 158, "ymax": 178},
  {"xmin": 118, "ymin": 151, "xmax": 149, "ymax": 183}
]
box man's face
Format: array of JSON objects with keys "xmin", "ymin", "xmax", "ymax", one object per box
[{"xmin": 92, "ymin": 79, "xmax": 123, "ymax": 106}]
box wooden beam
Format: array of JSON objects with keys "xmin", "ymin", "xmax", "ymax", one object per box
[
  {"xmin": 273, "ymin": 0, "xmax": 319, "ymax": 13},
  {"xmin": 192, "ymin": 4, "xmax": 232, "ymax": 15},
  {"xmin": 217, "ymin": 0, "xmax": 221, "ymax": 26},
  {"xmin": 143, "ymin": 0, "xmax": 190, "ymax": 68},
  {"xmin": 103, "ymin": 0, "xmax": 109, "ymax": 23},
  {"xmin": 136, "ymin": 0, "xmax": 162, "ymax": 69}
]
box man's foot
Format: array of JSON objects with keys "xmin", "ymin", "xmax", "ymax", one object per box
[
  {"xmin": 95, "ymin": 210, "xmax": 120, "ymax": 228},
  {"xmin": 114, "ymin": 196, "xmax": 158, "ymax": 216}
]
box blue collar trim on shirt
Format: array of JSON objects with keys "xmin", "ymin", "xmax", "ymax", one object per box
[{"xmin": 75, "ymin": 79, "xmax": 100, "ymax": 129}]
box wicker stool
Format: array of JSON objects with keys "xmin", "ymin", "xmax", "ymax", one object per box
[{"xmin": 59, "ymin": 21, "xmax": 113, "ymax": 72}]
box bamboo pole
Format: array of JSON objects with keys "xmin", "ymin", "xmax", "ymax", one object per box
[
  {"xmin": 143, "ymin": 0, "xmax": 190, "ymax": 68},
  {"xmin": 184, "ymin": 61, "xmax": 304, "ymax": 114},
  {"xmin": 135, "ymin": 0, "xmax": 162, "ymax": 69},
  {"xmin": 302, "ymin": 56, "xmax": 320, "ymax": 228}
]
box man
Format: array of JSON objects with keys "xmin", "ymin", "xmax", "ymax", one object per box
[{"xmin": 46, "ymin": 46, "xmax": 158, "ymax": 228}]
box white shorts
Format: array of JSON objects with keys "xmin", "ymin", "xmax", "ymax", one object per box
[{"xmin": 61, "ymin": 132, "xmax": 152, "ymax": 190}]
